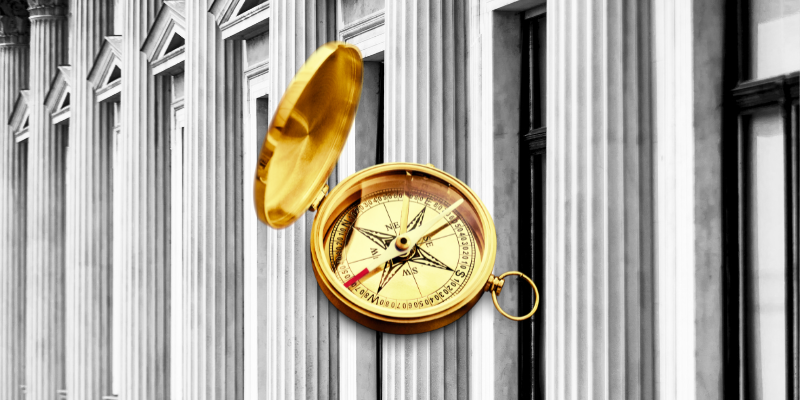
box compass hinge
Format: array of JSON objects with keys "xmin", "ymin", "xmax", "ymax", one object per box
[{"xmin": 309, "ymin": 183, "xmax": 329, "ymax": 212}]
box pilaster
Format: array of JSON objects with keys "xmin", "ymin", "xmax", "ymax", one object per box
[
  {"xmin": 64, "ymin": 0, "xmax": 114, "ymax": 398},
  {"xmin": 24, "ymin": 1, "xmax": 68, "ymax": 400},
  {"xmin": 382, "ymin": 1, "xmax": 470, "ymax": 398},
  {"xmin": 265, "ymin": 1, "xmax": 338, "ymax": 398},
  {"xmin": 545, "ymin": 0, "xmax": 656, "ymax": 398},
  {"xmin": 118, "ymin": 0, "xmax": 171, "ymax": 399},
  {"xmin": 0, "ymin": 10, "xmax": 29, "ymax": 400},
  {"xmin": 182, "ymin": 1, "xmax": 244, "ymax": 398}
]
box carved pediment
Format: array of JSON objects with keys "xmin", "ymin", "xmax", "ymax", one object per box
[
  {"xmin": 88, "ymin": 36, "xmax": 122, "ymax": 103},
  {"xmin": 142, "ymin": 1, "xmax": 186, "ymax": 76},
  {"xmin": 44, "ymin": 65, "xmax": 71, "ymax": 125},
  {"xmin": 9, "ymin": 90, "xmax": 30, "ymax": 142},
  {"xmin": 209, "ymin": 0, "xmax": 269, "ymax": 40}
]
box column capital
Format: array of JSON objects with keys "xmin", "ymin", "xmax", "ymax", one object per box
[
  {"xmin": 0, "ymin": 15, "xmax": 30, "ymax": 45},
  {"xmin": 26, "ymin": 0, "xmax": 66, "ymax": 19}
]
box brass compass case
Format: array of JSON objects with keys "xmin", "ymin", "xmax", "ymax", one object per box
[
  {"xmin": 254, "ymin": 42, "xmax": 538, "ymax": 335},
  {"xmin": 310, "ymin": 163, "xmax": 497, "ymax": 334}
]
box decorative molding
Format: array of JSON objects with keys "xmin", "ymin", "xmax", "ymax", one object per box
[
  {"xmin": 210, "ymin": 0, "xmax": 270, "ymax": 40},
  {"xmin": 9, "ymin": 90, "xmax": 29, "ymax": 142},
  {"xmin": 142, "ymin": 1, "xmax": 186, "ymax": 76},
  {"xmin": 44, "ymin": 65, "xmax": 71, "ymax": 125},
  {"xmin": 523, "ymin": 127, "xmax": 546, "ymax": 151},
  {"xmin": 26, "ymin": 0, "xmax": 67, "ymax": 19},
  {"xmin": 732, "ymin": 72, "xmax": 800, "ymax": 112},
  {"xmin": 338, "ymin": 11, "xmax": 384, "ymax": 59},
  {"xmin": 88, "ymin": 36, "xmax": 123, "ymax": 103},
  {"xmin": 243, "ymin": 59, "xmax": 268, "ymax": 81}
]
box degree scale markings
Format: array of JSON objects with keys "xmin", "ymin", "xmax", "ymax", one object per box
[{"xmin": 326, "ymin": 188, "xmax": 478, "ymax": 312}]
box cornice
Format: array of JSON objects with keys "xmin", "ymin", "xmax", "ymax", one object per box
[{"xmin": 210, "ymin": 0, "xmax": 270, "ymax": 40}]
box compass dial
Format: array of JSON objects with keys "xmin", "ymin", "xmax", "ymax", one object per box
[
  {"xmin": 315, "ymin": 166, "xmax": 492, "ymax": 321},
  {"xmin": 326, "ymin": 188, "xmax": 480, "ymax": 313}
]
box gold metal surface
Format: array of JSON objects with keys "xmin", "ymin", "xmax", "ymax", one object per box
[
  {"xmin": 254, "ymin": 42, "xmax": 363, "ymax": 228},
  {"xmin": 309, "ymin": 163, "xmax": 497, "ymax": 334},
  {"xmin": 491, "ymin": 271, "xmax": 539, "ymax": 321},
  {"xmin": 253, "ymin": 42, "xmax": 543, "ymax": 335}
]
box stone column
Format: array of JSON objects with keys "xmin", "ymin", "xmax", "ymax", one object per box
[
  {"xmin": 25, "ymin": 2, "xmax": 68, "ymax": 400},
  {"xmin": 545, "ymin": 0, "xmax": 656, "ymax": 399},
  {"xmin": 118, "ymin": 0, "xmax": 171, "ymax": 399},
  {"xmin": 64, "ymin": 0, "xmax": 114, "ymax": 398},
  {"xmin": 382, "ymin": 1, "xmax": 470, "ymax": 399},
  {"xmin": 183, "ymin": 1, "xmax": 243, "ymax": 398},
  {"xmin": 264, "ymin": 1, "xmax": 339, "ymax": 398},
  {"xmin": 0, "ymin": 9, "xmax": 29, "ymax": 400}
]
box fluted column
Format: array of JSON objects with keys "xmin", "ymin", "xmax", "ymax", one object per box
[
  {"xmin": 25, "ymin": 2, "xmax": 68, "ymax": 400},
  {"xmin": 264, "ymin": 1, "xmax": 338, "ymax": 398},
  {"xmin": 0, "ymin": 10, "xmax": 29, "ymax": 400},
  {"xmin": 64, "ymin": 0, "xmax": 114, "ymax": 398},
  {"xmin": 545, "ymin": 0, "xmax": 655, "ymax": 399},
  {"xmin": 382, "ymin": 2, "xmax": 470, "ymax": 399},
  {"xmin": 183, "ymin": 2, "xmax": 244, "ymax": 399},
  {"xmin": 118, "ymin": 0, "xmax": 171, "ymax": 399}
]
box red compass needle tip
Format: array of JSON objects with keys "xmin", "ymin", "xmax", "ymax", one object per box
[{"xmin": 344, "ymin": 268, "xmax": 369, "ymax": 288}]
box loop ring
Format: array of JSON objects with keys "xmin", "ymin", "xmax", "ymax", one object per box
[{"xmin": 491, "ymin": 271, "xmax": 539, "ymax": 321}]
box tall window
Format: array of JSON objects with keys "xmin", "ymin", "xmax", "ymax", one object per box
[
  {"xmin": 724, "ymin": 1, "xmax": 799, "ymax": 399},
  {"xmin": 519, "ymin": 11, "xmax": 546, "ymax": 400}
]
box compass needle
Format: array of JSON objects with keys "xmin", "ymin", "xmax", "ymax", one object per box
[{"xmin": 399, "ymin": 189, "xmax": 410, "ymax": 235}]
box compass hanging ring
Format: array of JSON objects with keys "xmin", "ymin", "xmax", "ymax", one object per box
[{"xmin": 489, "ymin": 271, "xmax": 540, "ymax": 321}]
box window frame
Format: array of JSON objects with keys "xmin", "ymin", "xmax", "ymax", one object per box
[
  {"xmin": 519, "ymin": 11, "xmax": 546, "ymax": 400},
  {"xmin": 723, "ymin": 0, "xmax": 800, "ymax": 398}
]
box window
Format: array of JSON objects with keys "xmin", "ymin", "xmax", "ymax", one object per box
[
  {"xmin": 724, "ymin": 0, "xmax": 799, "ymax": 399},
  {"xmin": 519, "ymin": 11, "xmax": 546, "ymax": 400}
]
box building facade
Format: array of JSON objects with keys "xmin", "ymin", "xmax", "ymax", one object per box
[{"xmin": 0, "ymin": 0, "xmax": 798, "ymax": 399}]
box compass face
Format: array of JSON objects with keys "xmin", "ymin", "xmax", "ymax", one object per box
[
  {"xmin": 326, "ymin": 188, "xmax": 480, "ymax": 313},
  {"xmin": 316, "ymin": 165, "xmax": 492, "ymax": 321}
]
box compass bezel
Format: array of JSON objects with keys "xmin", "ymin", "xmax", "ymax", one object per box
[{"xmin": 309, "ymin": 162, "xmax": 497, "ymax": 334}]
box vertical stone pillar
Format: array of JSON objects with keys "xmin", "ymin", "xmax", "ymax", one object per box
[
  {"xmin": 264, "ymin": 1, "xmax": 339, "ymax": 398},
  {"xmin": 545, "ymin": 0, "xmax": 655, "ymax": 399},
  {"xmin": 183, "ymin": 2, "xmax": 243, "ymax": 398},
  {"xmin": 64, "ymin": 0, "xmax": 114, "ymax": 398},
  {"xmin": 25, "ymin": 1, "xmax": 68, "ymax": 400},
  {"xmin": 0, "ymin": 10, "xmax": 29, "ymax": 400},
  {"xmin": 118, "ymin": 0, "xmax": 171, "ymax": 399},
  {"xmin": 383, "ymin": 1, "xmax": 470, "ymax": 399}
]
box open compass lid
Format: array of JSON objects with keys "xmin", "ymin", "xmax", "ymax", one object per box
[{"xmin": 254, "ymin": 42, "xmax": 363, "ymax": 229}]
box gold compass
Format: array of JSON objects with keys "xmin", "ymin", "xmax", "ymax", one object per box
[{"xmin": 254, "ymin": 42, "xmax": 539, "ymax": 334}]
